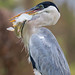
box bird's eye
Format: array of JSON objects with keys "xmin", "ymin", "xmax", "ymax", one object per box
[{"xmin": 39, "ymin": 5, "xmax": 44, "ymax": 9}]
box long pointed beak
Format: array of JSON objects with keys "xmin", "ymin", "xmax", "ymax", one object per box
[{"xmin": 9, "ymin": 6, "xmax": 39, "ymax": 21}]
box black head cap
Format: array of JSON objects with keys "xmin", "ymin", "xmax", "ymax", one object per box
[{"xmin": 37, "ymin": 1, "xmax": 59, "ymax": 12}]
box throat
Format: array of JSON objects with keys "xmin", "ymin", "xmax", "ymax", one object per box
[{"xmin": 22, "ymin": 24, "xmax": 38, "ymax": 48}]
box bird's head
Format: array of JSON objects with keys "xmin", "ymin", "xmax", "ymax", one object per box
[
  {"xmin": 31, "ymin": 1, "xmax": 60, "ymax": 12},
  {"xmin": 8, "ymin": 1, "xmax": 60, "ymax": 38}
]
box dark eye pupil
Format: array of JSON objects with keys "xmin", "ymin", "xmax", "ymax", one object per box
[
  {"xmin": 40, "ymin": 5, "xmax": 42, "ymax": 7},
  {"xmin": 39, "ymin": 5, "xmax": 44, "ymax": 9}
]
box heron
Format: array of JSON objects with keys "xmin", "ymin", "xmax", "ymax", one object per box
[{"xmin": 8, "ymin": 1, "xmax": 71, "ymax": 75}]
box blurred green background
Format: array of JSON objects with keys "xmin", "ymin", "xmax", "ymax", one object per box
[{"xmin": 0, "ymin": 0, "xmax": 75, "ymax": 75}]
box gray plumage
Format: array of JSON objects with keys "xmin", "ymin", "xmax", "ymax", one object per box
[{"xmin": 29, "ymin": 27, "xmax": 71, "ymax": 75}]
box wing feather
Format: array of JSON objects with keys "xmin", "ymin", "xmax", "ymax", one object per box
[{"xmin": 29, "ymin": 27, "xmax": 70, "ymax": 75}]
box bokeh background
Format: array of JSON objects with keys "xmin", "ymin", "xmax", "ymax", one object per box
[{"xmin": 0, "ymin": 0, "xmax": 75, "ymax": 75}]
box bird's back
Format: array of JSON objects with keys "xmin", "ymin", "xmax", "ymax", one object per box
[{"xmin": 29, "ymin": 27, "xmax": 71, "ymax": 75}]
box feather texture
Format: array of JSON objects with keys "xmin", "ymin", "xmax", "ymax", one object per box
[{"xmin": 29, "ymin": 27, "xmax": 71, "ymax": 75}]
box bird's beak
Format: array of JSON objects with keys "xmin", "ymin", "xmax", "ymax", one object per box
[
  {"xmin": 9, "ymin": 6, "xmax": 40, "ymax": 22},
  {"xmin": 27, "ymin": 6, "xmax": 41, "ymax": 15},
  {"xmin": 26, "ymin": 6, "xmax": 39, "ymax": 15}
]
